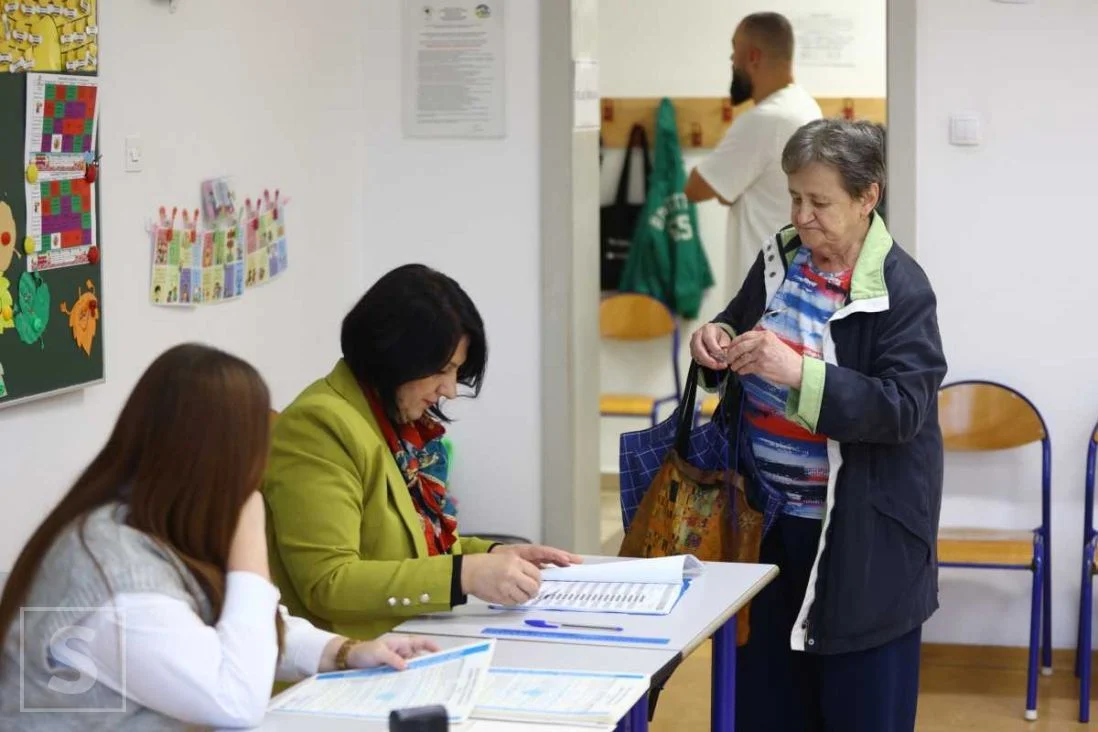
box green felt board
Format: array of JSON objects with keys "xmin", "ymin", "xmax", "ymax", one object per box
[{"xmin": 0, "ymin": 72, "xmax": 104, "ymax": 410}]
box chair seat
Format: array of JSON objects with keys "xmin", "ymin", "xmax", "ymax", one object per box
[
  {"xmin": 699, "ymin": 395, "xmax": 719, "ymax": 417},
  {"xmin": 938, "ymin": 528, "xmax": 1035, "ymax": 567},
  {"xmin": 601, "ymin": 394, "xmax": 658, "ymax": 416}
]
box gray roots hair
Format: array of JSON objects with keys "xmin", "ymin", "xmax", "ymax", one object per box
[{"xmin": 781, "ymin": 119, "xmax": 886, "ymax": 199}]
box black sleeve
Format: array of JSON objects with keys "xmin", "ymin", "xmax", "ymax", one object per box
[
  {"xmin": 700, "ymin": 251, "xmax": 767, "ymax": 389},
  {"xmin": 450, "ymin": 556, "xmax": 467, "ymax": 607},
  {"xmin": 816, "ymin": 285, "xmax": 948, "ymax": 444}
]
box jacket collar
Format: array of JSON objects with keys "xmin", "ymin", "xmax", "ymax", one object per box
[
  {"xmin": 776, "ymin": 211, "xmax": 893, "ymax": 303},
  {"xmin": 326, "ymin": 359, "xmax": 374, "ymax": 423},
  {"xmin": 325, "ymin": 359, "xmax": 431, "ymax": 556}
]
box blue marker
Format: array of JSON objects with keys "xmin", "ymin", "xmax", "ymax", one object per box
[{"xmin": 524, "ymin": 619, "xmax": 624, "ymax": 632}]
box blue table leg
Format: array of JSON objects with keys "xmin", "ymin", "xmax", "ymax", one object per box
[
  {"xmin": 616, "ymin": 692, "xmax": 649, "ymax": 732},
  {"xmin": 712, "ymin": 614, "xmax": 736, "ymax": 732}
]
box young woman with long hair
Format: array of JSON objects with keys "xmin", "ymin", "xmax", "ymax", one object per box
[{"xmin": 0, "ymin": 344, "xmax": 435, "ymax": 730}]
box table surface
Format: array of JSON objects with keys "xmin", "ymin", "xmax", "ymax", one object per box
[
  {"xmin": 396, "ymin": 557, "xmax": 779, "ymax": 655},
  {"xmin": 251, "ymin": 636, "xmax": 668, "ymax": 732}
]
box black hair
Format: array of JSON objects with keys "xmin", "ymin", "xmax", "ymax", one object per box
[{"xmin": 341, "ymin": 264, "xmax": 487, "ymax": 421}]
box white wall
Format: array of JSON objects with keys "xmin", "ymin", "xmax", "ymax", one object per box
[
  {"xmin": 599, "ymin": 0, "xmax": 885, "ymax": 98},
  {"xmin": 360, "ymin": 1, "xmax": 543, "ymax": 542},
  {"xmin": 0, "ymin": 0, "xmax": 367, "ymax": 567},
  {"xmin": 598, "ymin": 0, "xmax": 886, "ymax": 473},
  {"xmin": 915, "ymin": 0, "xmax": 1098, "ymax": 649}
]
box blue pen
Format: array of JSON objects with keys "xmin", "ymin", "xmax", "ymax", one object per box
[{"xmin": 525, "ymin": 619, "xmax": 624, "ymax": 632}]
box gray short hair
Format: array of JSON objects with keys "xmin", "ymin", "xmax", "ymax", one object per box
[{"xmin": 781, "ymin": 119, "xmax": 886, "ymax": 199}]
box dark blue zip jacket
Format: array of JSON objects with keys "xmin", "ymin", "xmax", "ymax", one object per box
[{"xmin": 707, "ymin": 213, "xmax": 947, "ymax": 654}]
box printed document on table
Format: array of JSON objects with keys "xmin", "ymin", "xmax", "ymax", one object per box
[
  {"xmin": 267, "ymin": 640, "xmax": 493, "ymax": 723},
  {"xmin": 502, "ymin": 579, "xmax": 686, "ymax": 615},
  {"xmin": 540, "ymin": 555, "xmax": 704, "ymax": 583},
  {"xmin": 456, "ymin": 722, "xmax": 614, "ymax": 732},
  {"xmin": 471, "ymin": 668, "xmax": 649, "ymax": 726}
]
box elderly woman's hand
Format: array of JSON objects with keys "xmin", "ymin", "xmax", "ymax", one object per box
[
  {"xmin": 726, "ymin": 330, "xmax": 804, "ymax": 387},
  {"xmin": 689, "ymin": 323, "xmax": 733, "ymax": 369}
]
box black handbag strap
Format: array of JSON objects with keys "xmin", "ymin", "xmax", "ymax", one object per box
[
  {"xmin": 613, "ymin": 124, "xmax": 651, "ymax": 206},
  {"xmin": 675, "ymin": 362, "xmax": 745, "ymax": 465},
  {"xmin": 673, "ymin": 362, "xmax": 702, "ymax": 457}
]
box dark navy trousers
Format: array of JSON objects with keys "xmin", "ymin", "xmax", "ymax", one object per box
[{"xmin": 735, "ymin": 515, "xmax": 922, "ymax": 732}]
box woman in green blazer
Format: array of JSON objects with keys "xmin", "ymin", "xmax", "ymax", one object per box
[{"xmin": 263, "ymin": 264, "xmax": 580, "ymax": 640}]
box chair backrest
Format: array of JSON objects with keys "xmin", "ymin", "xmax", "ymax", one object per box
[
  {"xmin": 938, "ymin": 381, "xmax": 1047, "ymax": 451},
  {"xmin": 1085, "ymin": 421, "xmax": 1098, "ymax": 540},
  {"xmin": 599, "ymin": 294, "xmax": 676, "ymax": 341},
  {"xmin": 599, "ymin": 293, "xmax": 682, "ymax": 395}
]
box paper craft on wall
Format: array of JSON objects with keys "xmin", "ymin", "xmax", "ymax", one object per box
[
  {"xmin": 23, "ymin": 72, "xmax": 99, "ymax": 272},
  {"xmin": 244, "ymin": 190, "xmax": 289, "ymax": 288},
  {"xmin": 149, "ymin": 203, "xmax": 255, "ymax": 308},
  {"xmin": 0, "ymin": 200, "xmax": 16, "ymax": 333},
  {"xmin": 59, "ymin": 278, "xmax": 96, "ymax": 355},
  {"xmin": 14, "ymin": 270, "xmax": 50, "ymax": 348},
  {"xmin": 0, "ymin": 362, "xmax": 6, "ymax": 399},
  {"xmin": 150, "ymin": 208, "xmax": 195, "ymax": 306},
  {"xmin": 0, "ymin": 0, "xmax": 99, "ymax": 73},
  {"xmin": 201, "ymin": 176, "xmax": 238, "ymax": 224}
]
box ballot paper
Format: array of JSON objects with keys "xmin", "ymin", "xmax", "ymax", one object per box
[
  {"xmin": 473, "ymin": 668, "xmax": 649, "ymax": 726},
  {"xmin": 458, "ymin": 723, "xmax": 614, "ymax": 732},
  {"xmin": 541, "ymin": 555, "xmax": 704, "ymax": 583},
  {"xmin": 267, "ymin": 640, "xmax": 493, "ymax": 722},
  {"xmin": 495, "ymin": 555, "xmax": 703, "ymax": 615}
]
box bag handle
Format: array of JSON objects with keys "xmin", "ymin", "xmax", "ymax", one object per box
[
  {"xmin": 675, "ymin": 362, "xmax": 745, "ymax": 462},
  {"xmin": 673, "ymin": 362, "xmax": 702, "ymax": 457},
  {"xmin": 613, "ymin": 124, "xmax": 652, "ymax": 206}
]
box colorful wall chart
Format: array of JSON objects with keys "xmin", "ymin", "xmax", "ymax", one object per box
[{"xmin": 24, "ymin": 72, "xmax": 99, "ymax": 272}]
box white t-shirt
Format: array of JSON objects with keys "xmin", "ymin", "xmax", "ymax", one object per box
[{"xmin": 696, "ymin": 84, "xmax": 822, "ymax": 291}]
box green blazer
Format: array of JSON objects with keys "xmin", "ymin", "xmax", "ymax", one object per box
[{"xmin": 262, "ymin": 360, "xmax": 494, "ymax": 640}]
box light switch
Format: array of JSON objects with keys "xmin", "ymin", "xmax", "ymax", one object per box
[
  {"xmin": 949, "ymin": 114, "xmax": 982, "ymax": 146},
  {"xmin": 124, "ymin": 136, "xmax": 143, "ymax": 172}
]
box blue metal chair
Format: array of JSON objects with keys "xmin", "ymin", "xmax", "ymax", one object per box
[
  {"xmin": 937, "ymin": 380, "xmax": 1052, "ymax": 721},
  {"xmin": 1076, "ymin": 420, "xmax": 1098, "ymax": 722},
  {"xmin": 599, "ymin": 293, "xmax": 681, "ymax": 426}
]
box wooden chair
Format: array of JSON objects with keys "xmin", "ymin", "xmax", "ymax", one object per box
[
  {"xmin": 600, "ymin": 294, "xmax": 681, "ymax": 426},
  {"xmin": 1075, "ymin": 420, "xmax": 1098, "ymax": 722},
  {"xmin": 937, "ymin": 380, "xmax": 1052, "ymax": 721}
]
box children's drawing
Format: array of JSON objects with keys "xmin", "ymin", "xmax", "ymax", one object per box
[
  {"xmin": 0, "ymin": 201, "xmax": 16, "ymax": 334},
  {"xmin": 59, "ymin": 279, "xmax": 98, "ymax": 355},
  {"xmin": 14, "ymin": 271, "xmax": 50, "ymax": 348}
]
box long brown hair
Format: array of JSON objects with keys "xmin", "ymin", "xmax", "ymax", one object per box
[{"xmin": 0, "ymin": 344, "xmax": 283, "ymax": 650}]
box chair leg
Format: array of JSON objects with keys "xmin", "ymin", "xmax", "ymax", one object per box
[
  {"xmin": 1080, "ymin": 554, "xmax": 1094, "ymax": 723},
  {"xmin": 1043, "ymin": 535, "xmax": 1053, "ymax": 675},
  {"xmin": 1025, "ymin": 546, "xmax": 1044, "ymax": 721},
  {"xmin": 1079, "ymin": 550, "xmax": 1090, "ymax": 679}
]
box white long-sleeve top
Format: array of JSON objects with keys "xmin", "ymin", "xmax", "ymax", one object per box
[{"xmin": 59, "ymin": 571, "xmax": 338, "ymax": 729}]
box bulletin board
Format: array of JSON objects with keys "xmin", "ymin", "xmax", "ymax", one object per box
[{"xmin": 0, "ymin": 70, "xmax": 103, "ymax": 409}]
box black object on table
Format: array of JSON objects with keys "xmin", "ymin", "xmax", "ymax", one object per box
[{"xmin": 389, "ymin": 705, "xmax": 449, "ymax": 731}]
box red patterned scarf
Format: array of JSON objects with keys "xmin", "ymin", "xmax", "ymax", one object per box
[{"xmin": 365, "ymin": 388, "xmax": 458, "ymax": 555}]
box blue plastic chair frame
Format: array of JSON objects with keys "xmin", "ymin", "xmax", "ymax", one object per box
[{"xmin": 938, "ymin": 380, "xmax": 1051, "ymax": 722}]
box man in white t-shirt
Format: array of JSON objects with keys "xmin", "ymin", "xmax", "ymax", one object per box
[{"xmin": 685, "ymin": 12, "xmax": 822, "ymax": 289}]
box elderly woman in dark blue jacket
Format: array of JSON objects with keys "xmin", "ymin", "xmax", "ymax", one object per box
[{"xmin": 690, "ymin": 118, "xmax": 946, "ymax": 732}]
